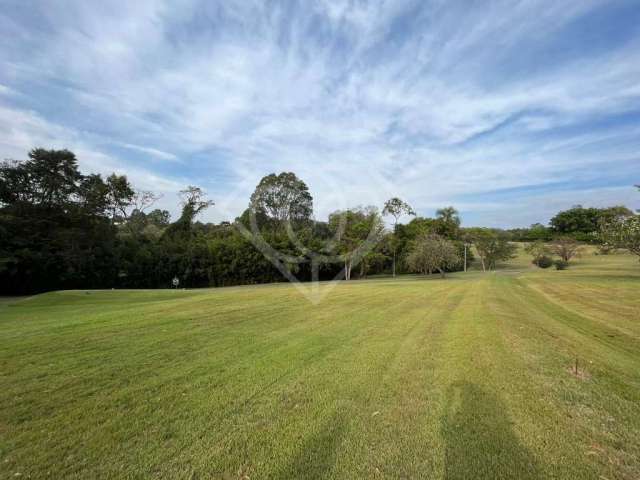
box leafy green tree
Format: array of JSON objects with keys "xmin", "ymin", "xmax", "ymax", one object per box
[
  {"xmin": 329, "ymin": 206, "xmax": 384, "ymax": 280},
  {"xmin": 105, "ymin": 173, "xmax": 135, "ymax": 224},
  {"xmin": 550, "ymin": 205, "xmax": 633, "ymax": 240},
  {"xmin": 394, "ymin": 217, "xmax": 437, "ymax": 271},
  {"xmin": 470, "ymin": 229, "xmax": 518, "ymax": 271},
  {"xmin": 0, "ymin": 149, "xmax": 126, "ymax": 293},
  {"xmin": 406, "ymin": 234, "xmax": 459, "ymax": 278},
  {"xmin": 550, "ymin": 206, "xmax": 598, "ymax": 235},
  {"xmin": 0, "ymin": 149, "xmax": 81, "ymax": 208},
  {"xmin": 382, "ymin": 197, "xmax": 415, "ymax": 277},
  {"xmin": 598, "ymin": 206, "xmax": 634, "ymax": 225},
  {"xmin": 249, "ymin": 172, "xmax": 313, "ymax": 231},
  {"xmin": 434, "ymin": 206, "xmax": 461, "ymax": 238},
  {"xmin": 78, "ymin": 174, "xmax": 110, "ymax": 216},
  {"xmin": 358, "ymin": 250, "xmax": 389, "ymax": 278},
  {"xmin": 147, "ymin": 209, "xmax": 171, "ymax": 228},
  {"xmin": 396, "ymin": 217, "xmax": 436, "ymax": 241}
]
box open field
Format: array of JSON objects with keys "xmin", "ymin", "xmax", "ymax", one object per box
[{"xmin": 1, "ymin": 250, "xmax": 639, "ymax": 479}]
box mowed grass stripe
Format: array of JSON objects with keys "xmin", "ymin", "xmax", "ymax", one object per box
[
  {"xmin": 434, "ymin": 276, "xmax": 552, "ymax": 479},
  {"xmin": 524, "ymin": 278, "xmax": 640, "ymax": 339},
  {"xmin": 156, "ymin": 282, "xmax": 465, "ymax": 478},
  {"xmin": 1, "ymin": 254, "xmax": 640, "ymax": 479},
  {"xmin": 489, "ymin": 275, "xmax": 640, "ymax": 478},
  {"xmin": 2, "ymin": 282, "xmax": 457, "ymax": 478}
]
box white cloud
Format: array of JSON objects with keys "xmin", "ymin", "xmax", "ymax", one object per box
[
  {"xmin": 0, "ymin": 84, "xmax": 13, "ymax": 95},
  {"xmin": 0, "ymin": 0, "xmax": 639, "ymax": 226},
  {"xmin": 116, "ymin": 143, "xmax": 180, "ymax": 163},
  {"xmin": 0, "ymin": 105, "xmax": 186, "ymax": 213}
]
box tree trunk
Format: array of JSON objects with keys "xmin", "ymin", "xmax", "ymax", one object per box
[
  {"xmin": 480, "ymin": 256, "xmax": 486, "ymax": 272},
  {"xmin": 438, "ymin": 268, "xmax": 445, "ymax": 278}
]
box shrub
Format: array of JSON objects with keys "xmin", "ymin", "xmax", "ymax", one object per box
[
  {"xmin": 536, "ymin": 255, "xmax": 553, "ymax": 268},
  {"xmin": 526, "ymin": 241, "xmax": 551, "ymax": 266},
  {"xmin": 554, "ymin": 259, "xmax": 569, "ymax": 270},
  {"xmin": 551, "ymin": 237, "xmax": 581, "ymax": 262}
]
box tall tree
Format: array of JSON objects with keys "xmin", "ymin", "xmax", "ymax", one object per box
[
  {"xmin": 105, "ymin": 173, "xmax": 135, "ymax": 224},
  {"xmin": 164, "ymin": 186, "xmax": 213, "ymax": 239},
  {"xmin": 382, "ymin": 197, "xmax": 415, "ymax": 277},
  {"xmin": 435, "ymin": 206, "xmax": 461, "ymax": 238},
  {"xmin": 0, "ymin": 148, "xmax": 81, "ymax": 208},
  {"xmin": 0, "ymin": 149, "xmax": 129, "ymax": 293},
  {"xmin": 180, "ymin": 186, "xmax": 214, "ymax": 219},
  {"xmin": 249, "ymin": 172, "xmax": 313, "ymax": 230}
]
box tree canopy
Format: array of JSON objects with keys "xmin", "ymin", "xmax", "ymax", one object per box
[
  {"xmin": 598, "ymin": 194, "xmax": 640, "ymax": 259},
  {"xmin": 328, "ymin": 206, "xmax": 385, "ymax": 280},
  {"xmin": 550, "ymin": 205, "xmax": 633, "ymax": 240},
  {"xmin": 468, "ymin": 229, "xmax": 518, "ymax": 271},
  {"xmin": 1, "ymin": 147, "xmax": 638, "ymax": 294},
  {"xmin": 406, "ymin": 234, "xmax": 459, "ymax": 278},
  {"xmin": 249, "ymin": 172, "xmax": 313, "ymax": 229},
  {"xmin": 382, "ymin": 197, "xmax": 415, "ymax": 277}
]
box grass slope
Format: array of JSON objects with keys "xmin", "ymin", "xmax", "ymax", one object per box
[{"xmin": 1, "ymin": 251, "xmax": 639, "ymax": 479}]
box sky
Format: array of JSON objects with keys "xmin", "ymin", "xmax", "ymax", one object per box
[{"xmin": 1, "ymin": 0, "xmax": 639, "ymax": 228}]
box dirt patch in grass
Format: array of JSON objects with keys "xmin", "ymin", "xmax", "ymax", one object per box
[{"xmin": 567, "ymin": 364, "xmax": 591, "ymax": 381}]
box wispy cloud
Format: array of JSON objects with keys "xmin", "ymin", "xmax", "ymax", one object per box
[
  {"xmin": 1, "ymin": 0, "xmax": 639, "ymax": 226},
  {"xmin": 115, "ymin": 143, "xmax": 180, "ymax": 163}
]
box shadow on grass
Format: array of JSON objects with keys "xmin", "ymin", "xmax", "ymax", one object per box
[
  {"xmin": 442, "ymin": 382, "xmax": 541, "ymax": 480},
  {"xmin": 273, "ymin": 412, "xmax": 346, "ymax": 480}
]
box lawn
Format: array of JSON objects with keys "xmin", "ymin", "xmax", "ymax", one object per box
[{"xmin": 1, "ymin": 250, "xmax": 639, "ymax": 479}]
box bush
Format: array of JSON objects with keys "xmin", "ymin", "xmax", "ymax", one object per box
[
  {"xmin": 536, "ymin": 255, "xmax": 553, "ymax": 268},
  {"xmin": 554, "ymin": 259, "xmax": 569, "ymax": 270}
]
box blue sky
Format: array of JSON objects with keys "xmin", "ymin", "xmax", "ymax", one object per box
[{"xmin": 1, "ymin": 0, "xmax": 639, "ymax": 227}]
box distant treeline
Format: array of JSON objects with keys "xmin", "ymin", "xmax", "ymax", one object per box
[
  {"xmin": 505, "ymin": 205, "xmax": 634, "ymax": 242},
  {"xmin": 0, "ymin": 149, "xmax": 634, "ymax": 294}
]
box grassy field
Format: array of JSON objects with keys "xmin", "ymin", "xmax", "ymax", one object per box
[{"xmin": 1, "ymin": 249, "xmax": 639, "ymax": 479}]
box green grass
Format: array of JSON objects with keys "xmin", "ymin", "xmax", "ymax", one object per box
[{"xmin": 1, "ymin": 250, "xmax": 640, "ymax": 479}]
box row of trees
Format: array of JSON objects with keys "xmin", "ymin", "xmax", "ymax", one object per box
[
  {"xmin": 1, "ymin": 149, "xmax": 638, "ymax": 294},
  {"xmin": 506, "ymin": 205, "xmax": 635, "ymax": 242}
]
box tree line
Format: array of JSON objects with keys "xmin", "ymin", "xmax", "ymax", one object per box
[{"xmin": 1, "ymin": 149, "xmax": 637, "ymax": 294}]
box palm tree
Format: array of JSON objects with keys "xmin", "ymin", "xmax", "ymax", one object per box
[{"xmin": 436, "ymin": 206, "xmax": 460, "ymax": 226}]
